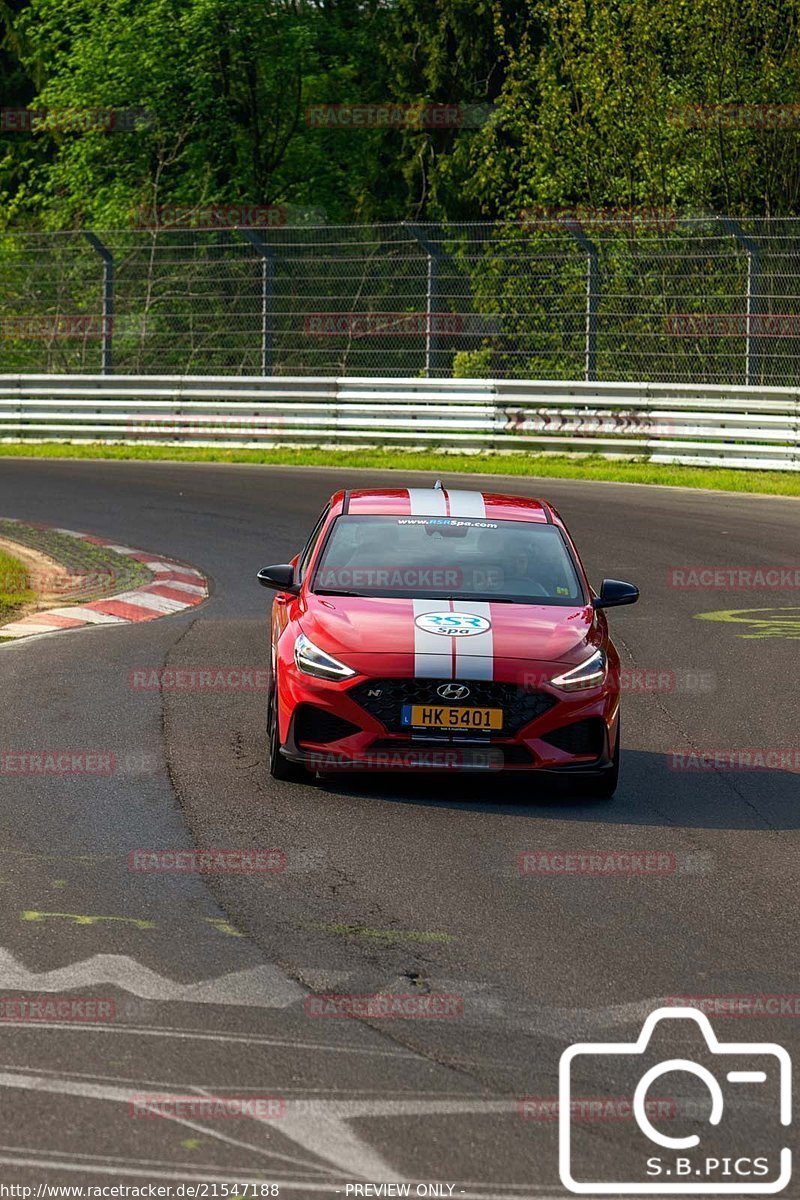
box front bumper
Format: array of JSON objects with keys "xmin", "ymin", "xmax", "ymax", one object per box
[{"xmin": 276, "ymin": 656, "xmax": 619, "ymax": 774}]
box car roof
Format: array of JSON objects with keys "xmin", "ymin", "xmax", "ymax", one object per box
[{"xmin": 328, "ymin": 486, "xmax": 560, "ymax": 525}]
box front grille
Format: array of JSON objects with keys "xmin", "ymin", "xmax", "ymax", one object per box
[
  {"xmin": 348, "ymin": 679, "xmax": 557, "ymax": 735},
  {"xmin": 541, "ymin": 718, "xmax": 606, "ymax": 758},
  {"xmin": 293, "ymin": 704, "xmax": 362, "ymax": 745}
]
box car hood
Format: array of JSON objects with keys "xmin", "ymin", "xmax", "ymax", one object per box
[{"xmin": 299, "ymin": 594, "xmax": 601, "ymax": 669}]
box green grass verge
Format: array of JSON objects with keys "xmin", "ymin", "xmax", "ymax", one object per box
[
  {"xmin": 0, "ymin": 442, "xmax": 798, "ymax": 497},
  {"xmin": 0, "ymin": 520, "xmax": 152, "ymax": 604},
  {"xmin": 0, "ymin": 547, "xmax": 34, "ymax": 625}
]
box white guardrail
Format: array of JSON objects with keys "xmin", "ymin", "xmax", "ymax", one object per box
[{"xmin": 0, "ymin": 375, "xmax": 798, "ymax": 470}]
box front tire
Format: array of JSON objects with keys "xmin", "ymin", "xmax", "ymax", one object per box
[{"xmin": 267, "ymin": 674, "xmax": 307, "ymax": 782}]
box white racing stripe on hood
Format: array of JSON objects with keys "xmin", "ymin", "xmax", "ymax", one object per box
[
  {"xmin": 407, "ymin": 487, "xmax": 447, "ymax": 515},
  {"xmin": 453, "ymin": 601, "xmax": 494, "ymax": 680},
  {"xmin": 444, "ymin": 489, "xmax": 486, "ymax": 518},
  {"xmin": 446, "ymin": 492, "xmax": 492, "ymax": 678},
  {"xmin": 408, "ymin": 490, "xmax": 452, "ymax": 679},
  {"xmin": 413, "ymin": 599, "xmax": 452, "ymax": 678}
]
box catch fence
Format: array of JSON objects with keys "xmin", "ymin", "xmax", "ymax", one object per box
[{"xmin": 3, "ymin": 219, "xmax": 800, "ymax": 385}]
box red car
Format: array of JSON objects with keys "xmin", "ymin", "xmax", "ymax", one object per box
[{"xmin": 258, "ymin": 484, "xmax": 638, "ymax": 797}]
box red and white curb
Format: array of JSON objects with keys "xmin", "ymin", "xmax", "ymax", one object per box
[{"xmin": 0, "ymin": 522, "xmax": 208, "ymax": 639}]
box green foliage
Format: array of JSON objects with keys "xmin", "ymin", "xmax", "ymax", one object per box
[
  {"xmin": 3, "ymin": 0, "xmax": 800, "ymax": 229},
  {"xmin": 452, "ymin": 347, "xmax": 493, "ymax": 377},
  {"xmin": 0, "ymin": 546, "xmax": 32, "ymax": 625},
  {"xmin": 2, "ymin": 1, "xmax": 800, "ymax": 266},
  {"xmin": 483, "ymin": 0, "xmax": 800, "ymax": 220}
]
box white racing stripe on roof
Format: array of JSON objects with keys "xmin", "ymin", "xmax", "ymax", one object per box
[
  {"xmin": 407, "ymin": 487, "xmax": 447, "ymax": 516},
  {"xmin": 413, "ymin": 599, "xmax": 451, "ymax": 678},
  {"xmin": 444, "ymin": 490, "xmax": 486, "ymax": 518},
  {"xmin": 453, "ymin": 602, "xmax": 494, "ymax": 680}
]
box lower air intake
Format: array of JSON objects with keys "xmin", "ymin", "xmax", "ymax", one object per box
[
  {"xmin": 293, "ymin": 705, "xmax": 362, "ymax": 745},
  {"xmin": 541, "ymin": 718, "xmax": 606, "ymax": 758}
]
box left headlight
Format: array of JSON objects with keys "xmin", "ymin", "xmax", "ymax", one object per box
[
  {"xmin": 294, "ymin": 632, "xmax": 357, "ymax": 681},
  {"xmin": 550, "ymin": 648, "xmax": 607, "ymax": 692}
]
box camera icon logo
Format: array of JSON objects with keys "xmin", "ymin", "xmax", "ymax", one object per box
[{"xmin": 559, "ymin": 1006, "xmax": 792, "ymax": 1194}]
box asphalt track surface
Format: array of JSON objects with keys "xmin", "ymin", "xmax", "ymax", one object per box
[{"xmin": 0, "ymin": 458, "xmax": 798, "ymax": 1198}]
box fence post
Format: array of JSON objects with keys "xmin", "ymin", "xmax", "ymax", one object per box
[
  {"xmin": 83, "ymin": 232, "xmax": 114, "ymax": 375},
  {"xmin": 404, "ymin": 223, "xmax": 445, "ymax": 377},
  {"xmin": 237, "ymin": 227, "xmax": 276, "ymax": 376},
  {"xmin": 717, "ymin": 216, "xmax": 761, "ymax": 387},
  {"xmin": 564, "ymin": 220, "xmax": 599, "ymax": 382}
]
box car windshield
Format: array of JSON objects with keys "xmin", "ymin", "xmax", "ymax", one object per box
[{"xmin": 311, "ymin": 515, "xmax": 585, "ymax": 605}]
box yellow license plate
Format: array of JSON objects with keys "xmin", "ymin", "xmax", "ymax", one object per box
[{"xmin": 403, "ymin": 704, "xmax": 503, "ymax": 730}]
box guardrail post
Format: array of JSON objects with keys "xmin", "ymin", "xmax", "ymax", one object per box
[
  {"xmin": 404, "ymin": 223, "xmax": 446, "ymax": 378},
  {"xmin": 237, "ymin": 228, "xmax": 276, "ymax": 376},
  {"xmin": 564, "ymin": 220, "xmax": 598, "ymax": 382},
  {"xmin": 717, "ymin": 216, "xmax": 761, "ymax": 387},
  {"xmin": 83, "ymin": 232, "xmax": 114, "ymax": 375}
]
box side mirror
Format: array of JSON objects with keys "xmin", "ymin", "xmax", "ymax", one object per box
[
  {"xmin": 257, "ymin": 564, "xmax": 298, "ymax": 594},
  {"xmin": 593, "ymin": 579, "xmax": 639, "ymax": 609}
]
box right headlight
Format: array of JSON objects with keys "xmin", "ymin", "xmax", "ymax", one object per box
[
  {"xmin": 550, "ymin": 648, "xmax": 607, "ymax": 692},
  {"xmin": 293, "ymin": 631, "xmax": 356, "ymax": 682}
]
